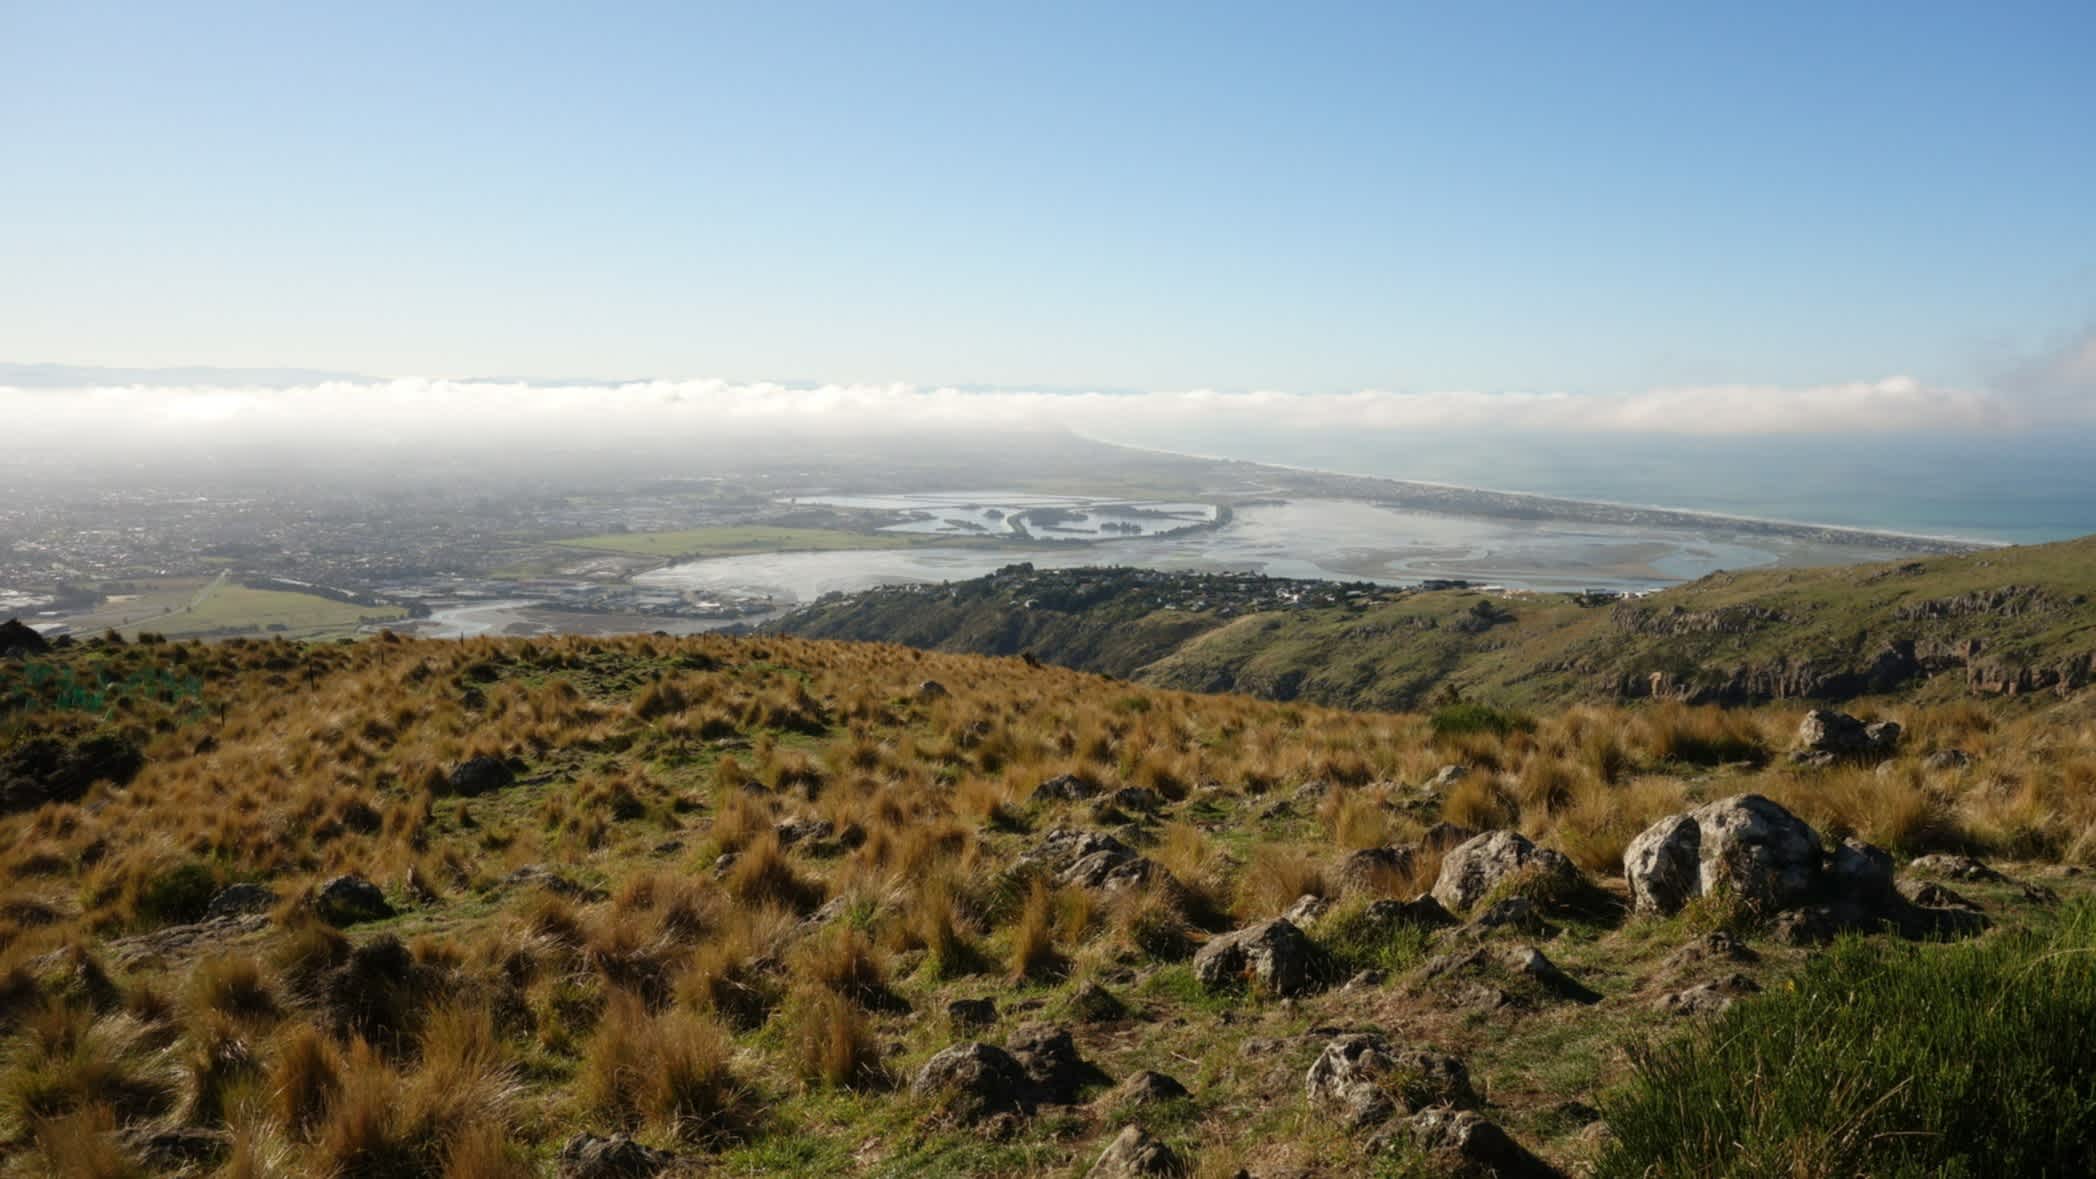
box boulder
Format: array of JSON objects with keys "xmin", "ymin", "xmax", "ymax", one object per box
[
  {"xmin": 1826, "ymin": 838, "xmax": 1897, "ymax": 908},
  {"xmin": 557, "ymin": 1134, "xmax": 674, "ymax": 1179},
  {"xmin": 1622, "ymin": 795, "xmax": 1820, "ymax": 915},
  {"xmin": 1085, "ymin": 1125, "xmax": 1184, "ymax": 1178},
  {"xmin": 447, "ymin": 755, "xmax": 515, "ymax": 796},
  {"xmin": 1193, "ymin": 919, "xmax": 1322, "ymax": 996},
  {"xmin": 1504, "ymin": 945, "xmax": 1599, "ymax": 1004},
  {"xmin": 1427, "ymin": 764, "xmax": 1470, "ymax": 791},
  {"xmin": 916, "ymin": 680, "xmax": 949, "ymax": 701},
  {"xmin": 1305, "ymin": 1033, "xmax": 1475, "ymax": 1128},
  {"xmin": 314, "ymin": 874, "xmax": 394, "ymax": 926},
  {"xmin": 1432, "ymin": 831, "xmax": 1579, "ymax": 914},
  {"xmin": 774, "ymin": 816, "xmax": 835, "ymax": 846},
  {"xmin": 1066, "ymin": 980, "xmax": 1127, "ymax": 1023},
  {"xmin": 911, "ymin": 1042, "xmax": 1034, "ymax": 1122},
  {"xmin": 1471, "ymin": 897, "xmax": 1554, "ymax": 937}
]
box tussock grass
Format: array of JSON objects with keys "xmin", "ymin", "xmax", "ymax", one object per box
[{"xmin": 1601, "ymin": 900, "xmax": 2096, "ymax": 1178}]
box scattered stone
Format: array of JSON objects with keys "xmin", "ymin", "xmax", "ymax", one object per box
[
  {"xmin": 947, "ymin": 997, "xmax": 998, "ymax": 1029},
  {"xmin": 1504, "ymin": 945, "xmax": 1600, "ymax": 1004},
  {"xmin": 1110, "ymin": 1069, "xmax": 1190, "ymax": 1107},
  {"xmin": 1427, "ymin": 764, "xmax": 1470, "ymax": 791},
  {"xmin": 1306, "ymin": 1033, "xmax": 1475, "ymax": 1128},
  {"xmin": 1005, "ymin": 1023, "xmax": 1106, "ymax": 1103},
  {"xmin": 1335, "ymin": 846, "xmax": 1416, "ymax": 896},
  {"xmin": 1035, "ymin": 773, "xmax": 1101, "ymax": 802},
  {"xmin": 1658, "ymin": 974, "xmax": 1760, "ymax": 1017},
  {"xmin": 1422, "ymin": 821, "xmax": 1482, "ymax": 850},
  {"xmin": 1431, "ymin": 831, "xmax": 1580, "ymax": 914},
  {"xmin": 314, "ymin": 874, "xmax": 393, "ymax": 927},
  {"xmin": 1193, "ymin": 919, "xmax": 1323, "ymax": 996},
  {"xmin": 1923, "ymin": 749, "xmax": 1973, "ymax": 771},
  {"xmin": 1907, "ymin": 853, "xmax": 2006, "ymax": 883},
  {"xmin": 1344, "ymin": 968, "xmax": 1386, "ymax": 990},
  {"xmin": 1401, "ymin": 1108, "xmax": 1561, "ymax": 1178},
  {"xmin": 1899, "ymin": 879, "xmax": 1981, "ymax": 911},
  {"xmin": 1109, "ymin": 787, "xmax": 1165, "ymax": 815},
  {"xmin": 205, "ymin": 883, "xmax": 275, "ymax": 919},
  {"xmin": 1793, "ymin": 710, "xmax": 1900, "ymax": 761},
  {"xmin": 1661, "ymin": 930, "xmax": 1759, "ymax": 973},
  {"xmin": 911, "ymin": 1042, "xmax": 1035, "ymax": 1123},
  {"xmin": 447, "ymin": 755, "xmax": 515, "ymax": 796},
  {"xmin": 557, "ymin": 1133, "xmax": 675, "ymax": 1178},
  {"xmin": 1623, "ymin": 794, "xmax": 1821, "ymax": 915},
  {"xmin": 1067, "ymin": 980, "xmax": 1128, "ymax": 1023},
  {"xmin": 1086, "ymin": 1125, "xmax": 1184, "ymax": 1178},
  {"xmin": 774, "ymin": 816, "xmax": 835, "ymax": 846},
  {"xmin": 1471, "ymin": 897, "xmax": 1555, "ymax": 937},
  {"xmin": 503, "ymin": 864, "xmax": 604, "ymax": 900},
  {"xmin": 1283, "ymin": 894, "xmax": 1331, "ymax": 925}
]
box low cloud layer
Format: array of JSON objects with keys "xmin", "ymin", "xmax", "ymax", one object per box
[{"xmin": 5, "ymin": 343, "xmax": 2092, "ymax": 461}]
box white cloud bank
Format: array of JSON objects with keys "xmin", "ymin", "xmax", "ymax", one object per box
[{"xmin": 0, "ymin": 372, "xmax": 2069, "ymax": 453}]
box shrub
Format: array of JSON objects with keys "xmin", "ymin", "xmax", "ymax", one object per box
[
  {"xmin": 1429, "ymin": 703, "xmax": 1528, "ymax": 739},
  {"xmin": 133, "ymin": 861, "xmax": 220, "ymax": 927},
  {"xmin": 1600, "ymin": 900, "xmax": 2096, "ymax": 1177}
]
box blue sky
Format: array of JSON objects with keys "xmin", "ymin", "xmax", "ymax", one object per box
[{"xmin": 3, "ymin": 1, "xmax": 2093, "ymax": 394}]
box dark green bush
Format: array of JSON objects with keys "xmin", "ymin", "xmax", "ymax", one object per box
[
  {"xmin": 1599, "ymin": 900, "xmax": 2096, "ymax": 1178},
  {"xmin": 134, "ymin": 861, "xmax": 221, "ymax": 926},
  {"xmin": 1428, "ymin": 702, "xmax": 1529, "ymax": 738}
]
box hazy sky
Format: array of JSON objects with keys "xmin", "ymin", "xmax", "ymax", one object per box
[{"xmin": 4, "ymin": 1, "xmax": 2093, "ymax": 395}]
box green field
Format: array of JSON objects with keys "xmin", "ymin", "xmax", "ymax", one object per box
[
  {"xmin": 554, "ymin": 525, "xmax": 929, "ymax": 559},
  {"xmin": 122, "ymin": 578, "xmax": 406, "ymax": 639}
]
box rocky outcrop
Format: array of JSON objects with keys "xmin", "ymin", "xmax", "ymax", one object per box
[
  {"xmin": 911, "ymin": 1024, "xmax": 1105, "ymax": 1123},
  {"xmin": 1895, "ymin": 586, "xmax": 2067, "ymax": 621},
  {"xmin": 1108, "ymin": 1070, "xmax": 1190, "ymax": 1108},
  {"xmin": 1431, "ymin": 831, "xmax": 1580, "ymax": 914},
  {"xmin": 1193, "ymin": 918, "xmax": 1322, "ymax": 996},
  {"xmin": 1017, "ymin": 828, "xmax": 1166, "ymax": 894},
  {"xmin": 1305, "ymin": 1033, "xmax": 1475, "ymax": 1128},
  {"xmin": 1335, "ymin": 845, "xmax": 1416, "ymax": 895},
  {"xmin": 1402, "ymin": 1108, "xmax": 1563, "ymax": 1178},
  {"xmin": 1612, "ymin": 603, "xmax": 1789, "ymax": 637}
]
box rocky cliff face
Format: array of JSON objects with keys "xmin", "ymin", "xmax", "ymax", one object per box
[{"xmin": 1617, "ymin": 636, "xmax": 2094, "ymax": 704}]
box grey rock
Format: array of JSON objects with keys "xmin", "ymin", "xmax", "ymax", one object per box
[
  {"xmin": 911, "ymin": 1041, "xmax": 1034, "ymax": 1122},
  {"xmin": 1427, "ymin": 764, "xmax": 1470, "ymax": 791},
  {"xmin": 1431, "ymin": 831, "xmax": 1579, "ymax": 914},
  {"xmin": 1504, "ymin": 945, "xmax": 1599, "ymax": 1003},
  {"xmin": 205, "ymin": 883, "xmax": 275, "ymax": 919},
  {"xmin": 1907, "ymin": 853, "xmax": 2005, "ymax": 882},
  {"xmin": 558, "ymin": 1134, "xmax": 674, "ymax": 1179},
  {"xmin": 916, "ymin": 680, "xmax": 949, "ymax": 700},
  {"xmin": 1305, "ymin": 1033, "xmax": 1475, "ymax": 1129},
  {"xmin": 1193, "ymin": 918, "xmax": 1323, "ymax": 996},
  {"xmin": 1793, "ymin": 710, "xmax": 1899, "ymax": 760},
  {"xmin": 1035, "ymin": 773, "xmax": 1101, "ymax": 802},
  {"xmin": 947, "ymin": 997, "xmax": 998, "ymax": 1029},
  {"xmin": 1471, "ymin": 896, "xmax": 1555, "ymax": 936},
  {"xmin": 774, "ymin": 816, "xmax": 835, "ymax": 846},
  {"xmin": 1005, "ymin": 1022, "xmax": 1104, "ymax": 1103},
  {"xmin": 1110, "ymin": 1069, "xmax": 1190, "ymax": 1107},
  {"xmin": 1658, "ymin": 974, "xmax": 1760, "ymax": 1017},
  {"xmin": 1923, "ymin": 749, "xmax": 1973, "ymax": 771},
  {"xmin": 1402, "ymin": 1108, "xmax": 1562, "ymax": 1178},
  {"xmin": 1335, "ymin": 846, "xmax": 1416, "ymax": 896},
  {"xmin": 1623, "ymin": 794, "xmax": 1821, "ymax": 915},
  {"xmin": 1827, "ymin": 838, "xmax": 1898, "ymax": 907},
  {"xmin": 447, "ymin": 755, "xmax": 515, "ymax": 796},
  {"xmin": 1086, "ymin": 1125, "xmax": 1184, "ymax": 1178},
  {"xmin": 314, "ymin": 874, "xmax": 393, "ymax": 927},
  {"xmin": 1283, "ymin": 894, "xmax": 1331, "ymax": 925}
]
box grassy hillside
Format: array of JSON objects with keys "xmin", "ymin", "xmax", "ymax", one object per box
[
  {"xmin": 773, "ymin": 536, "xmax": 2096, "ymax": 711},
  {"xmin": 1, "ymin": 631, "xmax": 2093, "ymax": 1176}
]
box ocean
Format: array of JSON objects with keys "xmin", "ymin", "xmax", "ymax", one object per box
[{"xmin": 1098, "ymin": 427, "xmax": 2096, "ymax": 545}]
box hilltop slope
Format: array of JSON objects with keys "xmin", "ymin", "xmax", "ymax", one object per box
[
  {"xmin": 771, "ymin": 535, "xmax": 2096, "ymax": 711},
  {"xmin": 2, "ymin": 632, "xmax": 2093, "ymax": 1176}
]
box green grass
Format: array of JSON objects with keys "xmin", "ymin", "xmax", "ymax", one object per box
[
  {"xmin": 127, "ymin": 579, "xmax": 405, "ymax": 639},
  {"xmin": 554, "ymin": 526, "xmax": 928, "ymax": 559},
  {"xmin": 1598, "ymin": 898, "xmax": 2096, "ymax": 1178}
]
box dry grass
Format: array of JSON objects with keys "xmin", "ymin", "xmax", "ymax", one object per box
[{"xmin": 1, "ymin": 632, "xmax": 2092, "ymax": 1175}]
